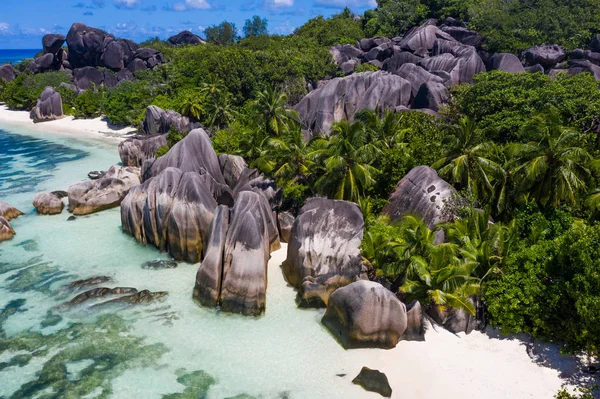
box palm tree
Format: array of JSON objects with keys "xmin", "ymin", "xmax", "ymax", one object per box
[
  {"xmin": 508, "ymin": 107, "xmax": 596, "ymax": 207},
  {"xmin": 308, "ymin": 120, "xmax": 380, "ymax": 202},
  {"xmin": 180, "ymin": 92, "xmax": 203, "ymax": 121},
  {"xmin": 266, "ymin": 126, "xmax": 314, "ymax": 188},
  {"xmin": 250, "ymin": 86, "xmax": 299, "ymax": 137},
  {"xmin": 432, "ymin": 116, "xmax": 506, "ymax": 212},
  {"xmin": 355, "ymin": 108, "xmax": 409, "ymax": 151},
  {"xmin": 203, "ymin": 88, "xmax": 235, "ymax": 129}
]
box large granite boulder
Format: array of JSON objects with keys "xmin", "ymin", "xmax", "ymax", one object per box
[
  {"xmin": 27, "ymin": 53, "xmax": 59, "ymax": 73},
  {"xmin": 121, "ymin": 167, "xmax": 219, "ymax": 263},
  {"xmin": 33, "ymin": 192, "xmax": 65, "ymax": 215},
  {"xmin": 352, "ymin": 367, "xmax": 393, "ymax": 398},
  {"xmin": 141, "ymin": 105, "xmax": 194, "ymax": 136},
  {"xmin": 398, "ymin": 22, "xmax": 455, "ymax": 52},
  {"xmin": 66, "ymin": 23, "xmax": 113, "ymax": 68},
  {"xmin": 524, "ymin": 45, "xmax": 566, "ymax": 69},
  {"xmin": 404, "ymin": 300, "xmax": 425, "ymax": 341},
  {"xmin": 168, "ymin": 31, "xmax": 206, "ymax": 46},
  {"xmin": 232, "ymin": 168, "xmax": 282, "ymax": 214},
  {"xmin": 218, "ymin": 154, "xmax": 248, "ymax": 189},
  {"xmin": 322, "ymin": 281, "xmax": 408, "ymax": 349},
  {"xmin": 100, "ymin": 38, "xmax": 138, "ymax": 71},
  {"xmin": 68, "ymin": 165, "xmax": 140, "ymax": 215},
  {"xmin": 0, "ymin": 64, "xmax": 17, "ymax": 83},
  {"xmin": 568, "ymin": 59, "xmax": 600, "ymax": 80},
  {"xmin": 428, "ymin": 297, "xmax": 480, "ymax": 334},
  {"xmin": 119, "ymin": 135, "xmax": 167, "ymax": 167},
  {"xmin": 412, "ymin": 81, "xmax": 448, "ymax": 112},
  {"xmin": 219, "ymin": 191, "xmax": 274, "ymax": 316},
  {"xmin": 382, "ymin": 51, "xmax": 422, "ymax": 74},
  {"xmin": 0, "ymin": 217, "xmax": 15, "ymax": 242},
  {"xmin": 393, "ymin": 63, "xmax": 445, "ymax": 97},
  {"xmin": 426, "ymin": 40, "xmax": 486, "ymax": 84},
  {"xmin": 488, "ymin": 53, "xmax": 525, "ymax": 73},
  {"xmin": 277, "ymin": 211, "xmax": 294, "ymax": 243},
  {"xmin": 294, "ymin": 71, "xmax": 411, "ymax": 136},
  {"xmin": 142, "ymin": 128, "xmax": 225, "ymax": 186},
  {"xmin": 282, "ymin": 197, "xmax": 364, "ymax": 307},
  {"xmin": 0, "ymin": 201, "xmax": 23, "ymax": 220},
  {"xmin": 43, "ymin": 34, "xmax": 66, "ymax": 55},
  {"xmin": 30, "ymin": 87, "xmax": 63, "ymax": 123},
  {"xmin": 193, "ymin": 205, "xmax": 229, "ymax": 308},
  {"xmin": 384, "ymin": 166, "xmax": 456, "ymax": 229}
]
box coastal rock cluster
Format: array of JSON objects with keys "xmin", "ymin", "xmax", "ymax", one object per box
[
  {"xmin": 33, "ymin": 192, "xmax": 65, "ymax": 215},
  {"xmin": 0, "ymin": 201, "xmax": 22, "ymax": 242}
]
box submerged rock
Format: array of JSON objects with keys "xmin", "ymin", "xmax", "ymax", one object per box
[
  {"xmin": 33, "ymin": 192, "xmax": 65, "ymax": 215},
  {"xmin": 142, "ymin": 259, "xmax": 178, "ymax": 270},
  {"xmin": 94, "ymin": 290, "xmax": 168, "ymax": 307},
  {"xmin": 0, "ymin": 201, "xmax": 23, "ymax": 220},
  {"xmin": 322, "ymin": 281, "xmax": 407, "ymax": 349},
  {"xmin": 283, "ymin": 198, "xmax": 364, "ymax": 307},
  {"xmin": 352, "ymin": 367, "xmax": 392, "ymax": 398},
  {"xmin": 68, "ymin": 276, "xmax": 113, "ymax": 289},
  {"xmin": 0, "ymin": 217, "xmax": 16, "ymax": 242},
  {"xmin": 68, "ymin": 165, "xmax": 140, "ymax": 215},
  {"xmin": 67, "ymin": 287, "xmax": 138, "ymax": 306}
]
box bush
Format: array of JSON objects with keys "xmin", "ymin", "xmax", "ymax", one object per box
[
  {"xmin": 103, "ymin": 81, "xmax": 153, "ymax": 126},
  {"xmin": 73, "ymin": 88, "xmax": 106, "ymax": 118},
  {"xmin": 0, "ymin": 71, "xmax": 71, "ymax": 110}
]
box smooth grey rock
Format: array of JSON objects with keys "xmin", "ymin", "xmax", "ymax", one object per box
[
  {"xmin": 33, "ymin": 192, "xmax": 65, "ymax": 215},
  {"xmin": 488, "ymin": 53, "xmax": 525, "ymax": 73},
  {"xmin": 277, "ymin": 211, "xmax": 294, "ymax": 243},
  {"xmin": 382, "ymin": 52, "xmax": 422, "ymax": 74},
  {"xmin": 412, "ymin": 81, "xmax": 448, "ymax": 112},
  {"xmin": 168, "ymin": 30, "xmax": 206, "ymax": 46},
  {"xmin": 404, "ymin": 300, "xmax": 425, "ymax": 341},
  {"xmin": 119, "ymin": 135, "xmax": 167, "ymax": 167},
  {"xmin": 399, "ymin": 23, "xmax": 455, "ymax": 52},
  {"xmin": 394, "ymin": 63, "xmax": 444, "ymax": 97},
  {"xmin": 30, "ymin": 87, "xmax": 63, "ymax": 123},
  {"xmin": 524, "ymin": 44, "xmax": 566, "ymax": 69},
  {"xmin": 352, "ymin": 367, "xmax": 393, "ymax": 398},
  {"xmin": 428, "ymin": 297, "xmax": 479, "ymax": 334},
  {"xmin": 219, "ymin": 154, "xmax": 248, "ymax": 189},
  {"xmin": 384, "ymin": 166, "xmax": 456, "ymax": 229},
  {"xmin": 73, "ymin": 66, "xmax": 105, "ymax": 91},
  {"xmin": 66, "ymin": 22, "xmax": 112, "ymax": 68},
  {"xmin": 0, "ymin": 64, "xmax": 17, "ymax": 82},
  {"xmin": 322, "ymin": 281, "xmax": 407, "ymax": 349},
  {"xmin": 142, "ymin": 259, "xmax": 178, "ymax": 269},
  {"xmin": 282, "ymin": 197, "xmax": 364, "ymax": 307},
  {"xmin": 141, "ymin": 105, "xmax": 193, "ymax": 136},
  {"xmin": 568, "ymin": 59, "xmax": 600, "ymax": 80},
  {"xmin": 43, "ymin": 34, "xmax": 66, "ymax": 54},
  {"xmin": 294, "ymin": 71, "xmax": 411, "ymax": 136}
]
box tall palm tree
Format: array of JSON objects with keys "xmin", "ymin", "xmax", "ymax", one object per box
[
  {"xmin": 433, "ymin": 116, "xmax": 506, "ymax": 212},
  {"xmin": 308, "ymin": 120, "xmax": 380, "ymax": 202},
  {"xmin": 204, "ymin": 88, "xmax": 235, "ymax": 129},
  {"xmin": 355, "ymin": 108, "xmax": 409, "ymax": 151},
  {"xmin": 266, "ymin": 126, "xmax": 314, "ymax": 188},
  {"xmin": 508, "ymin": 107, "xmax": 596, "ymax": 207},
  {"xmin": 180, "ymin": 92, "xmax": 203, "ymax": 121},
  {"xmin": 250, "ymin": 86, "xmax": 299, "ymax": 137}
]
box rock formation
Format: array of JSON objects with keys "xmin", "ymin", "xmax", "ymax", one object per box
[
  {"xmin": 0, "ymin": 201, "xmax": 23, "ymax": 220},
  {"xmin": 33, "ymin": 192, "xmax": 65, "ymax": 215},
  {"xmin": 0, "ymin": 64, "xmax": 17, "ymax": 82},
  {"xmin": 119, "ymin": 135, "xmax": 167, "ymax": 167},
  {"xmin": 352, "ymin": 367, "xmax": 393, "ymax": 398},
  {"xmin": 0, "ymin": 217, "xmax": 15, "ymax": 242},
  {"xmin": 404, "ymin": 300, "xmax": 425, "ymax": 341},
  {"xmin": 428, "ymin": 297, "xmax": 481, "ymax": 334},
  {"xmin": 68, "ymin": 165, "xmax": 140, "ymax": 215},
  {"xmin": 168, "ymin": 31, "xmax": 206, "ymax": 46},
  {"xmin": 277, "ymin": 211, "xmax": 294, "ymax": 243},
  {"xmin": 322, "ymin": 281, "xmax": 408, "ymax": 349},
  {"xmin": 282, "ymin": 197, "xmax": 365, "ymax": 307},
  {"xmin": 30, "ymin": 87, "xmax": 63, "ymax": 123},
  {"xmin": 383, "ymin": 166, "xmax": 456, "ymax": 229},
  {"xmin": 218, "ymin": 154, "xmax": 248, "ymax": 189},
  {"xmin": 141, "ymin": 106, "xmax": 198, "ymax": 136},
  {"xmin": 488, "ymin": 53, "xmax": 525, "ymax": 73}
]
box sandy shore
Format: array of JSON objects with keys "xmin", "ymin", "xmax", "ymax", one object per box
[
  {"xmin": 0, "ymin": 105, "xmax": 136, "ymax": 143},
  {"xmin": 268, "ymin": 246, "xmax": 598, "ymax": 398}
]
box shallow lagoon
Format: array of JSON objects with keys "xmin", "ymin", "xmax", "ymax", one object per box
[{"xmin": 0, "ymin": 124, "xmax": 383, "ymax": 398}]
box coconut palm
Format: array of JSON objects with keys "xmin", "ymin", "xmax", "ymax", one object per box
[
  {"xmin": 308, "ymin": 120, "xmax": 380, "ymax": 202},
  {"xmin": 180, "ymin": 92, "xmax": 203, "ymax": 121},
  {"xmin": 203, "ymin": 88, "xmax": 235, "ymax": 129},
  {"xmin": 250, "ymin": 86, "xmax": 299, "ymax": 137},
  {"xmin": 433, "ymin": 116, "xmax": 506, "ymax": 212},
  {"xmin": 265, "ymin": 125, "xmax": 314, "ymax": 187},
  {"xmin": 355, "ymin": 108, "xmax": 409, "ymax": 151},
  {"xmin": 508, "ymin": 107, "xmax": 596, "ymax": 207}
]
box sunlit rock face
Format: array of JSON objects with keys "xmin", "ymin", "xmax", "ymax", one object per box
[
  {"xmin": 0, "ymin": 201, "xmax": 23, "ymax": 220},
  {"xmin": 282, "ymin": 197, "xmax": 365, "ymax": 308},
  {"xmin": 119, "ymin": 135, "xmax": 167, "ymax": 167},
  {"xmin": 0, "ymin": 216, "xmax": 15, "ymax": 242},
  {"xmin": 33, "ymin": 192, "xmax": 65, "ymax": 215}
]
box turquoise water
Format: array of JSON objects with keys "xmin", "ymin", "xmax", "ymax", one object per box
[
  {"xmin": 0, "ymin": 49, "xmax": 39, "ymax": 65},
  {"xmin": 0, "ymin": 124, "xmax": 383, "ymax": 398}
]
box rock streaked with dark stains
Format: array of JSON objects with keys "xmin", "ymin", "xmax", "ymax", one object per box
[
  {"xmin": 141, "ymin": 105, "xmax": 196, "ymax": 136},
  {"xmin": 30, "ymin": 87, "xmax": 63, "ymax": 123},
  {"xmin": 67, "ymin": 287, "xmax": 138, "ymax": 306},
  {"xmin": 51, "ymin": 190, "xmax": 68, "ymax": 199},
  {"xmin": 384, "ymin": 166, "xmax": 456, "ymax": 229},
  {"xmin": 294, "ymin": 71, "xmax": 412, "ymax": 137},
  {"xmin": 68, "ymin": 276, "xmax": 113, "ymax": 289},
  {"xmin": 428, "ymin": 297, "xmax": 480, "ymax": 334},
  {"xmin": 403, "ymin": 300, "xmax": 425, "ymax": 341},
  {"xmin": 233, "ymin": 168, "xmax": 282, "ymax": 217},
  {"xmin": 194, "ymin": 205, "xmax": 229, "ymax": 308},
  {"xmin": 88, "ymin": 171, "xmax": 106, "ymax": 180},
  {"xmin": 220, "ymin": 191, "xmax": 273, "ymax": 316},
  {"xmin": 524, "ymin": 44, "xmax": 566, "ymax": 69},
  {"xmin": 412, "ymin": 81, "xmax": 449, "ymax": 112},
  {"xmin": 42, "ymin": 33, "xmax": 66, "ymax": 54},
  {"xmin": 398, "ymin": 22, "xmax": 455, "ymax": 52},
  {"xmin": 68, "ymin": 165, "xmax": 141, "ymax": 215},
  {"xmin": 142, "ymin": 260, "xmax": 178, "ymax": 270},
  {"xmin": 168, "ymin": 30, "xmax": 206, "ymax": 46},
  {"xmin": 393, "ymin": 63, "xmax": 444, "ymax": 98},
  {"xmin": 282, "ymin": 197, "xmax": 364, "ymax": 308},
  {"xmin": 352, "ymin": 367, "xmax": 393, "ymax": 398},
  {"xmin": 0, "ymin": 217, "xmax": 15, "ymax": 242},
  {"xmin": 143, "ymin": 129, "xmax": 225, "ymax": 185},
  {"xmin": 66, "ymin": 22, "xmax": 112, "ymax": 68},
  {"xmin": 277, "ymin": 211, "xmax": 295, "ymax": 243},
  {"xmin": 0, "ymin": 201, "xmax": 23, "ymax": 221},
  {"xmin": 0, "ymin": 64, "xmax": 17, "ymax": 82},
  {"xmin": 119, "ymin": 135, "xmax": 167, "ymax": 167},
  {"xmin": 33, "ymin": 192, "xmax": 65, "ymax": 215},
  {"xmin": 93, "ymin": 290, "xmax": 168, "ymax": 307},
  {"xmin": 488, "ymin": 53, "xmax": 525, "ymax": 73},
  {"xmin": 322, "ymin": 281, "xmax": 407, "ymax": 349},
  {"xmin": 219, "ymin": 154, "xmax": 248, "ymax": 189}
]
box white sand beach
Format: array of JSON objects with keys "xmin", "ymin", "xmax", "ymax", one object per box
[{"xmin": 0, "ymin": 105, "xmax": 136, "ymax": 143}]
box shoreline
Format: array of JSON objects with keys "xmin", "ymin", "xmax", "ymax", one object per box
[{"xmin": 0, "ymin": 104, "xmax": 136, "ymax": 145}]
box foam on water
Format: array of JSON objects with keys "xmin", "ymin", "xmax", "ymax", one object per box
[{"xmin": 0, "ymin": 124, "xmax": 382, "ymax": 398}]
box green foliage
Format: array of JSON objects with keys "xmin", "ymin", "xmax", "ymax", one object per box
[
  {"xmin": 0, "ymin": 71, "xmax": 71, "ymax": 110},
  {"xmin": 243, "ymin": 16, "xmax": 268, "ymax": 38},
  {"xmin": 205, "ymin": 21, "xmax": 239, "ymax": 46},
  {"xmin": 354, "ymin": 63, "xmax": 379, "ymax": 73},
  {"xmin": 363, "ymin": 0, "xmax": 429, "ymax": 38},
  {"xmin": 72, "ymin": 87, "xmax": 106, "ymax": 118},
  {"xmin": 103, "ymin": 80, "xmax": 153, "ymax": 125},
  {"xmin": 555, "ymin": 386, "xmax": 597, "ymax": 399},
  {"xmin": 294, "ymin": 8, "xmax": 365, "ymax": 46}
]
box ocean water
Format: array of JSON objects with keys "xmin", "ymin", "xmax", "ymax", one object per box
[
  {"xmin": 0, "ymin": 49, "xmax": 40, "ymax": 65},
  {"xmin": 0, "ymin": 124, "xmax": 384, "ymax": 398}
]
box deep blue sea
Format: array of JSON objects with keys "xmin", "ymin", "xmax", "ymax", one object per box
[{"xmin": 0, "ymin": 49, "xmax": 40, "ymax": 65}]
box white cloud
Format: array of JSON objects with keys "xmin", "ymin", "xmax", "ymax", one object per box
[
  {"xmin": 114, "ymin": 0, "xmax": 141, "ymax": 9},
  {"xmin": 0, "ymin": 23, "xmax": 9, "ymax": 32},
  {"xmin": 265, "ymin": 0, "xmax": 293, "ymax": 9},
  {"xmin": 169, "ymin": 0, "xmax": 212, "ymax": 11},
  {"xmin": 313, "ymin": 0, "xmax": 376, "ymax": 7}
]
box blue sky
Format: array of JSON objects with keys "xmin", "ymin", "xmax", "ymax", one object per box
[{"xmin": 0, "ymin": 0, "xmax": 376, "ymax": 49}]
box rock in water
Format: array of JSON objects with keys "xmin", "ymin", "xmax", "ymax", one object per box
[
  {"xmin": 119, "ymin": 135, "xmax": 167, "ymax": 167},
  {"xmin": 220, "ymin": 191, "xmax": 273, "ymax": 316},
  {"xmin": 194, "ymin": 205, "xmax": 229, "ymax": 308},
  {"xmin": 68, "ymin": 276, "xmax": 113, "ymax": 289},
  {"xmin": 0, "ymin": 201, "xmax": 23, "ymax": 220},
  {"xmin": 30, "ymin": 87, "xmax": 63, "ymax": 123},
  {"xmin": 322, "ymin": 281, "xmax": 407, "ymax": 349},
  {"xmin": 352, "ymin": 367, "xmax": 393, "ymax": 398},
  {"xmin": 33, "ymin": 192, "xmax": 65, "ymax": 215},
  {"xmin": 282, "ymin": 198, "xmax": 364, "ymax": 307},
  {"xmin": 0, "ymin": 217, "xmax": 15, "ymax": 242},
  {"xmin": 87, "ymin": 171, "xmax": 106, "ymax": 180},
  {"xmin": 294, "ymin": 71, "xmax": 411, "ymax": 136},
  {"xmin": 68, "ymin": 165, "xmax": 140, "ymax": 215},
  {"xmin": 142, "ymin": 260, "xmax": 178, "ymax": 270},
  {"xmin": 383, "ymin": 166, "xmax": 456, "ymax": 229}
]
